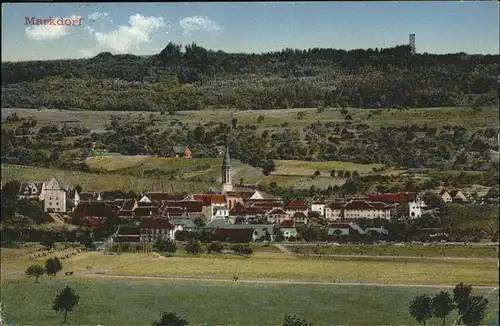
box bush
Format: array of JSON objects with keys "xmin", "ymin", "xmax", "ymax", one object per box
[
  {"xmin": 207, "ymin": 241, "xmax": 223, "ymax": 254},
  {"xmin": 154, "ymin": 238, "xmax": 177, "ymax": 254},
  {"xmin": 184, "ymin": 239, "xmax": 202, "ymax": 255},
  {"xmin": 231, "ymin": 244, "xmax": 253, "ymax": 256}
]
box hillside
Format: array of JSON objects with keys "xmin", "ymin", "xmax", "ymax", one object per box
[{"xmin": 2, "ymin": 43, "xmax": 499, "ymax": 111}]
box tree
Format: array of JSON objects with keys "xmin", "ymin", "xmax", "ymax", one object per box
[
  {"xmin": 409, "ymin": 294, "xmax": 433, "ymax": 326},
  {"xmin": 1, "ymin": 180, "xmax": 20, "ymax": 220},
  {"xmin": 152, "ymin": 311, "xmax": 189, "ymax": 326},
  {"xmin": 184, "ymin": 239, "xmax": 202, "ymax": 255},
  {"xmin": 25, "ymin": 264, "xmax": 45, "ymax": 283},
  {"xmin": 461, "ymin": 295, "xmax": 488, "ymax": 326},
  {"xmin": 257, "ymin": 115, "xmax": 264, "ymax": 123},
  {"xmin": 352, "ymin": 170, "xmax": 360, "ymax": 179},
  {"xmin": 313, "ymin": 170, "xmax": 320, "ymax": 178},
  {"xmin": 274, "ymin": 228, "xmax": 285, "ymax": 242},
  {"xmin": 45, "ymin": 257, "xmax": 63, "ymax": 278},
  {"xmin": 53, "ymin": 286, "xmax": 80, "ymax": 323},
  {"xmin": 207, "ymin": 241, "xmax": 223, "ymax": 254},
  {"xmin": 330, "ymin": 169, "xmax": 336, "ymax": 178},
  {"xmin": 231, "ymin": 118, "xmax": 238, "ymax": 129},
  {"xmin": 262, "ymin": 159, "xmax": 276, "ymax": 176},
  {"xmin": 154, "ymin": 238, "xmax": 177, "ymax": 254},
  {"xmin": 344, "ymin": 171, "xmax": 351, "ymax": 179},
  {"xmin": 431, "ymin": 291, "xmax": 455, "ymax": 326},
  {"xmin": 283, "ymin": 314, "xmax": 314, "ymax": 326},
  {"xmin": 453, "ymin": 282, "xmax": 473, "ymax": 325}
]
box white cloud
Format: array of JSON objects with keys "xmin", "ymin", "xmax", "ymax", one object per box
[
  {"xmin": 78, "ymin": 48, "xmax": 97, "ymax": 58},
  {"xmin": 178, "ymin": 16, "xmax": 222, "ymax": 35},
  {"xmin": 86, "ymin": 14, "xmax": 165, "ymax": 53},
  {"xmin": 88, "ymin": 12, "xmax": 109, "ymax": 21},
  {"xmin": 25, "ymin": 15, "xmax": 82, "ymax": 41}
]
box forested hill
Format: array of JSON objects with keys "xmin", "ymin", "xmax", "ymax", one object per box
[{"xmin": 2, "ymin": 42, "xmax": 499, "ymax": 111}]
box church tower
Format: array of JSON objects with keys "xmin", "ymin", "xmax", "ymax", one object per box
[{"xmin": 221, "ymin": 146, "xmax": 233, "ymax": 192}]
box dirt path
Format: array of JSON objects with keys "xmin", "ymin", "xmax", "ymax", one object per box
[
  {"xmin": 81, "ymin": 273, "xmax": 499, "ymax": 290},
  {"xmin": 274, "ymin": 244, "xmax": 295, "ymax": 256}
]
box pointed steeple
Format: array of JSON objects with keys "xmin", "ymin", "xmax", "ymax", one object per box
[{"xmin": 221, "ymin": 144, "xmax": 233, "ymax": 192}]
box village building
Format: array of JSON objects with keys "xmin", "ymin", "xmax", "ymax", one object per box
[
  {"xmin": 43, "ymin": 177, "xmax": 67, "ymax": 213},
  {"xmin": 343, "ymin": 200, "xmax": 391, "ymax": 220}
]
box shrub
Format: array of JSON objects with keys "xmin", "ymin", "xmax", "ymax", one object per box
[{"xmin": 207, "ymin": 241, "xmax": 223, "ymax": 254}]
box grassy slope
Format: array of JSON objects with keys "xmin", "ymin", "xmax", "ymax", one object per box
[
  {"xmin": 3, "ymin": 107, "xmax": 499, "ymax": 132},
  {"xmin": 1, "ymin": 279, "xmax": 498, "ymax": 326}
]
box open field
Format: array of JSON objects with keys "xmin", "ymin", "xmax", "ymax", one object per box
[
  {"xmin": 1, "ymin": 278, "xmax": 498, "ymax": 326},
  {"xmin": 288, "ymin": 243, "xmax": 500, "ymax": 259},
  {"xmin": 0, "ymin": 248, "xmax": 153, "ymax": 273},
  {"xmin": 109, "ymin": 252, "xmax": 498, "ymax": 286},
  {"xmin": 3, "ymin": 107, "xmax": 499, "ymax": 133},
  {"xmin": 0, "ymin": 164, "xmax": 217, "ymax": 193}
]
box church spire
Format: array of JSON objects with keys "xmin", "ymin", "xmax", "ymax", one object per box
[{"xmin": 221, "ymin": 144, "xmax": 233, "ymax": 192}]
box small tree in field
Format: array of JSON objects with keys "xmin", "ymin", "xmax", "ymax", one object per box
[
  {"xmin": 431, "ymin": 291, "xmax": 455, "ymax": 326},
  {"xmin": 207, "ymin": 241, "xmax": 223, "ymax": 254},
  {"xmin": 152, "ymin": 311, "xmax": 189, "ymax": 326},
  {"xmin": 283, "ymin": 314, "xmax": 314, "ymax": 326},
  {"xmin": 25, "ymin": 264, "xmax": 45, "ymax": 282},
  {"xmin": 461, "ymin": 295, "xmax": 489, "ymax": 326},
  {"xmin": 409, "ymin": 294, "xmax": 433, "ymax": 326},
  {"xmin": 184, "ymin": 239, "xmax": 202, "ymax": 255},
  {"xmin": 154, "ymin": 238, "xmax": 177, "ymax": 255},
  {"xmin": 45, "ymin": 257, "xmax": 63, "ymax": 278},
  {"xmin": 53, "ymin": 286, "xmax": 80, "ymax": 323}
]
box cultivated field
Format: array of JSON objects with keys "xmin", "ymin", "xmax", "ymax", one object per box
[
  {"xmin": 2, "ymin": 279, "xmax": 497, "ymax": 326},
  {"xmin": 288, "ymin": 243, "xmax": 500, "ymax": 258},
  {"xmin": 3, "ymin": 107, "xmax": 499, "ymax": 133}
]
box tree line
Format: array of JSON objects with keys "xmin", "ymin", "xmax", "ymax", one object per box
[{"xmin": 2, "ymin": 43, "xmax": 498, "ymax": 111}]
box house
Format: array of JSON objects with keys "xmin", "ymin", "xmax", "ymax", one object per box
[
  {"xmin": 278, "ymin": 219, "xmax": 297, "ymax": 240},
  {"xmin": 291, "ymin": 211, "xmax": 308, "ymax": 226},
  {"xmin": 309, "ymin": 201, "xmax": 327, "ymax": 217},
  {"xmin": 225, "ymin": 190, "xmax": 263, "ymax": 209},
  {"xmin": 367, "ymin": 192, "xmax": 417, "ymax": 204},
  {"xmin": 43, "ymin": 178, "xmax": 67, "ymax": 212},
  {"xmin": 212, "ymin": 228, "xmax": 255, "ymax": 243},
  {"xmin": 408, "ymin": 195, "xmax": 427, "ymax": 218},
  {"xmin": 113, "ymin": 226, "xmax": 141, "ymax": 243},
  {"xmin": 193, "ymin": 194, "xmax": 227, "ymax": 220},
  {"xmin": 212, "ymin": 206, "xmax": 230, "ymax": 221},
  {"xmin": 327, "ymin": 222, "xmax": 365, "ymax": 241},
  {"xmin": 325, "ymin": 202, "xmax": 344, "ymax": 221},
  {"xmin": 170, "ymin": 219, "xmax": 197, "ymax": 235},
  {"xmin": 172, "ymin": 146, "xmax": 192, "ymax": 159},
  {"xmin": 343, "ymin": 200, "xmax": 391, "ymax": 220},
  {"xmin": 139, "ymin": 218, "xmax": 175, "ymax": 242},
  {"xmin": 139, "ymin": 193, "xmax": 185, "ymax": 204},
  {"xmin": 18, "ymin": 181, "xmax": 45, "ymax": 200},
  {"xmin": 439, "ymin": 190, "xmax": 453, "ymax": 203},
  {"xmin": 285, "ymin": 200, "xmax": 308, "ymax": 213},
  {"xmin": 133, "ymin": 206, "xmax": 160, "ymax": 219},
  {"xmin": 202, "ymin": 220, "xmax": 275, "ymax": 242},
  {"xmin": 449, "ymin": 190, "xmax": 468, "ymax": 203},
  {"xmin": 266, "ymin": 208, "xmax": 288, "ymax": 224},
  {"xmin": 72, "ymin": 201, "xmax": 119, "ymax": 221}
]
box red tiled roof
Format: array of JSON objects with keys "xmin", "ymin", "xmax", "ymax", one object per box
[
  {"xmin": 73, "ymin": 201, "xmax": 119, "ymax": 220},
  {"xmin": 140, "ymin": 218, "xmax": 173, "ymax": 229},
  {"xmin": 144, "ymin": 192, "xmax": 185, "ymax": 202},
  {"xmin": 133, "ymin": 206, "xmax": 160, "ymax": 217},
  {"xmin": 163, "ymin": 200, "xmax": 203, "ymax": 212},
  {"xmin": 193, "ymin": 194, "xmax": 226, "ymax": 206},
  {"xmin": 268, "ymin": 208, "xmax": 287, "ymax": 215},
  {"xmin": 213, "ymin": 228, "xmax": 254, "ymax": 238},
  {"xmin": 292, "ymin": 211, "xmax": 307, "ymax": 219},
  {"xmin": 327, "ymin": 202, "xmax": 344, "ymax": 210},
  {"xmin": 344, "ymin": 200, "xmax": 390, "ymax": 210},
  {"xmin": 367, "ymin": 192, "xmax": 416, "ymax": 203},
  {"xmin": 286, "ymin": 200, "xmax": 307, "ymax": 210},
  {"xmin": 79, "ymin": 216, "xmax": 105, "ymax": 228},
  {"xmin": 118, "ymin": 210, "xmax": 133, "ymax": 217},
  {"xmin": 225, "ymin": 191, "xmax": 255, "ymax": 199},
  {"xmin": 279, "ymin": 219, "xmax": 295, "ymax": 227}
]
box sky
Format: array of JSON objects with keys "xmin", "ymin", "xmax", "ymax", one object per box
[{"xmin": 1, "ymin": 2, "xmax": 499, "ymax": 62}]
